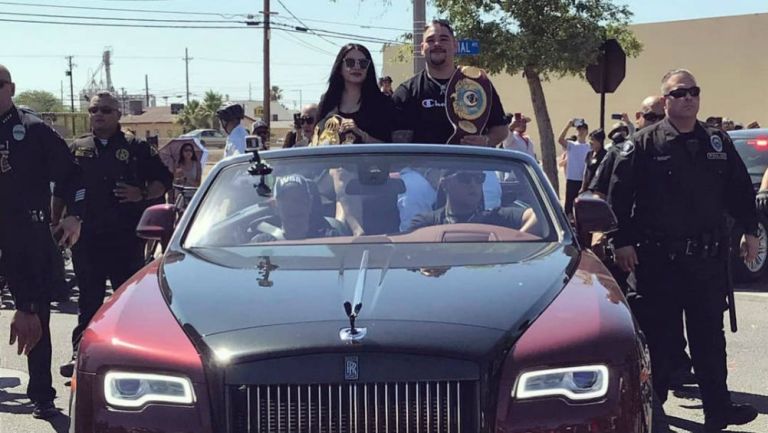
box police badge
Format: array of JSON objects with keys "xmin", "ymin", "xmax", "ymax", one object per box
[
  {"xmin": 445, "ymin": 66, "xmax": 493, "ymax": 144},
  {"xmin": 710, "ymin": 135, "xmax": 723, "ymax": 152}
]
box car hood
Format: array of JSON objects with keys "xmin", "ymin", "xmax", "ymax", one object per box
[{"xmin": 160, "ymin": 242, "xmax": 577, "ymax": 362}]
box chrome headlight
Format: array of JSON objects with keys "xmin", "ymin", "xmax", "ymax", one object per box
[
  {"xmin": 514, "ymin": 365, "xmax": 609, "ymax": 401},
  {"xmin": 104, "ymin": 371, "xmax": 195, "ymax": 408}
]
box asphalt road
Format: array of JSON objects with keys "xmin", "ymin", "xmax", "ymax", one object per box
[{"xmin": 0, "ymin": 279, "xmax": 766, "ymax": 433}]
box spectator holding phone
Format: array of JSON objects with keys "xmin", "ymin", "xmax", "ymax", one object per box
[
  {"xmin": 558, "ymin": 118, "xmax": 590, "ymax": 218},
  {"xmin": 502, "ymin": 112, "xmax": 537, "ymax": 160}
]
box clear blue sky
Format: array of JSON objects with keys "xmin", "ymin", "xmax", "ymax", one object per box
[{"xmin": 2, "ymin": 0, "xmax": 766, "ymax": 111}]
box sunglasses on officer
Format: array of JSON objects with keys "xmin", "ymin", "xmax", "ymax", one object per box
[
  {"xmin": 642, "ymin": 112, "xmax": 665, "ymax": 122},
  {"xmin": 343, "ymin": 58, "xmax": 371, "ymax": 70},
  {"xmin": 299, "ymin": 116, "xmax": 315, "ymax": 125},
  {"xmin": 665, "ymin": 86, "xmax": 701, "ymax": 99},
  {"xmin": 88, "ymin": 106, "xmax": 116, "ymax": 115}
]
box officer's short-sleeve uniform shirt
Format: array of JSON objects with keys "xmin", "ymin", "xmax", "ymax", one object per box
[
  {"xmin": 224, "ymin": 124, "xmax": 248, "ymax": 157},
  {"xmin": 607, "ymin": 118, "xmax": 757, "ymax": 248},
  {"xmin": 67, "ymin": 130, "xmax": 172, "ymax": 238}
]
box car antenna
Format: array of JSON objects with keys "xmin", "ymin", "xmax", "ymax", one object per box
[{"xmin": 246, "ymin": 148, "xmax": 273, "ymax": 197}]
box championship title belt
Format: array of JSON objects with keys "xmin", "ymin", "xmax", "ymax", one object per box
[
  {"xmin": 445, "ymin": 66, "xmax": 493, "ymax": 144},
  {"xmin": 312, "ymin": 114, "xmax": 362, "ymax": 146}
]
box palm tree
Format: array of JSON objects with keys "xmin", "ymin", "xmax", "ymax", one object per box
[
  {"xmin": 201, "ymin": 90, "xmax": 224, "ymax": 129},
  {"xmin": 176, "ymin": 100, "xmax": 207, "ymax": 132},
  {"xmin": 270, "ymin": 86, "xmax": 283, "ymax": 102}
]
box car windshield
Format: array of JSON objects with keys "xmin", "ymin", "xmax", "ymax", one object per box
[{"xmin": 183, "ymin": 152, "xmax": 556, "ymax": 247}]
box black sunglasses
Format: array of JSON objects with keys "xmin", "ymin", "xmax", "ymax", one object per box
[
  {"xmin": 88, "ymin": 106, "xmax": 116, "ymax": 115},
  {"xmin": 666, "ymin": 86, "xmax": 701, "ymax": 99},
  {"xmin": 642, "ymin": 112, "xmax": 665, "ymax": 122},
  {"xmin": 299, "ymin": 116, "xmax": 315, "ymax": 125},
  {"xmin": 343, "ymin": 58, "xmax": 371, "ymax": 69},
  {"xmin": 450, "ymin": 172, "xmax": 486, "ymax": 185},
  {"xmin": 0, "ymin": 80, "xmax": 10, "ymax": 89}
]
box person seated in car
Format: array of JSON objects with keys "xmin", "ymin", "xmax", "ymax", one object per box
[
  {"xmin": 408, "ymin": 170, "xmax": 536, "ymax": 232},
  {"xmin": 251, "ymin": 175, "xmax": 345, "ymax": 242}
]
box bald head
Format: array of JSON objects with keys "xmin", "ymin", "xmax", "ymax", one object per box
[
  {"xmin": 0, "ymin": 64, "xmax": 15, "ymax": 114},
  {"xmin": 0, "ymin": 64, "xmax": 11, "ymax": 82},
  {"xmin": 635, "ymin": 95, "xmax": 665, "ymax": 128}
]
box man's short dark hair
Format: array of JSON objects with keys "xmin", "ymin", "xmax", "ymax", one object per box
[{"xmin": 425, "ymin": 19, "xmax": 455, "ymax": 37}]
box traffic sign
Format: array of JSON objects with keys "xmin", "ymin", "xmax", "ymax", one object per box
[
  {"xmin": 585, "ymin": 39, "xmax": 626, "ymax": 94},
  {"xmin": 457, "ymin": 39, "xmax": 480, "ymax": 56}
]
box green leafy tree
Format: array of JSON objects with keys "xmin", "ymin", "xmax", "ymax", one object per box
[
  {"xmin": 431, "ymin": 0, "xmax": 642, "ymax": 192},
  {"xmin": 176, "ymin": 100, "xmax": 208, "ymax": 132},
  {"xmin": 270, "ymin": 86, "xmax": 283, "ymax": 102},
  {"xmin": 14, "ymin": 90, "xmax": 64, "ymax": 112},
  {"xmin": 200, "ymin": 90, "xmax": 224, "ymax": 129}
]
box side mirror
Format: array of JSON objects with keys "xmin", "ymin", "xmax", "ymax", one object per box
[
  {"xmin": 574, "ymin": 193, "xmax": 618, "ymax": 234},
  {"xmin": 136, "ymin": 204, "xmax": 176, "ymax": 249}
]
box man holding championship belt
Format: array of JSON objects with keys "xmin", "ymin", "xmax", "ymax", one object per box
[
  {"xmin": 392, "ymin": 19, "xmax": 508, "ymax": 147},
  {"xmin": 392, "ymin": 19, "xmax": 508, "ymax": 228}
]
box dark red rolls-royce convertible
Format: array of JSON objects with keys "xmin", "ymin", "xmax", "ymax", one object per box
[{"xmin": 70, "ymin": 144, "xmax": 652, "ymax": 433}]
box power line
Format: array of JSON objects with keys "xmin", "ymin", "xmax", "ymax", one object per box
[
  {"xmin": 275, "ymin": 0, "xmax": 339, "ymax": 48},
  {"xmin": 280, "ymin": 16, "xmax": 410, "ymax": 32},
  {"xmin": 275, "ymin": 31, "xmax": 337, "ymax": 56},
  {"xmin": 0, "ymin": 1, "xmax": 248, "ymax": 18},
  {"xmin": 0, "ymin": 16, "xmax": 403, "ymax": 44},
  {"xmin": 0, "ymin": 17, "xmax": 258, "ymax": 29},
  {"xmin": 0, "ymin": 10, "xmax": 246, "ymax": 23}
]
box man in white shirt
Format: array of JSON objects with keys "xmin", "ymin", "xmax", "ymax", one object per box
[
  {"xmin": 502, "ymin": 113, "xmax": 537, "ymax": 160},
  {"xmin": 557, "ymin": 118, "xmax": 591, "ymax": 218},
  {"xmin": 217, "ymin": 103, "xmax": 248, "ymax": 158}
]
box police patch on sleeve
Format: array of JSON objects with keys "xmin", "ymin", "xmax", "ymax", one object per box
[
  {"xmin": 620, "ymin": 140, "xmax": 635, "ymax": 156},
  {"xmin": 710, "ymin": 135, "xmax": 723, "ymax": 152},
  {"xmin": 12, "ymin": 124, "xmax": 26, "ymax": 141}
]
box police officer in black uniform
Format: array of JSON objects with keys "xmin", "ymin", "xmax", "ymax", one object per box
[
  {"xmin": 0, "ymin": 64, "xmax": 84, "ymax": 419},
  {"xmin": 607, "ymin": 69, "xmax": 758, "ymax": 432},
  {"xmin": 55, "ymin": 92, "xmax": 171, "ymax": 378}
]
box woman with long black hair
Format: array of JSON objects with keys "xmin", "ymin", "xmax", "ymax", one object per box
[
  {"xmin": 312, "ymin": 43, "xmax": 394, "ymax": 145},
  {"xmin": 309, "ymin": 44, "xmax": 399, "ymax": 235}
]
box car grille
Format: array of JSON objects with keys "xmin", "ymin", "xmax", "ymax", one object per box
[{"xmin": 228, "ymin": 381, "xmax": 477, "ymax": 433}]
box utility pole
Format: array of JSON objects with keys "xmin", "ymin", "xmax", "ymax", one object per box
[
  {"xmin": 249, "ymin": 82, "xmax": 252, "ymax": 101},
  {"xmin": 183, "ymin": 48, "xmax": 192, "ymax": 104},
  {"xmin": 120, "ymin": 87, "xmax": 127, "ymax": 113},
  {"xmin": 145, "ymin": 75, "xmax": 150, "ymax": 107},
  {"xmin": 413, "ymin": 0, "xmax": 426, "ymax": 73},
  {"xmin": 65, "ymin": 56, "xmax": 76, "ymax": 136},
  {"xmin": 262, "ymin": 0, "xmax": 272, "ymax": 129},
  {"xmin": 60, "ymin": 80, "xmax": 64, "ymax": 107}
]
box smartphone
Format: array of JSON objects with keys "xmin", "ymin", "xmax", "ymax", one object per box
[
  {"xmin": 611, "ymin": 113, "xmax": 623, "ymax": 120},
  {"xmin": 573, "ymin": 118, "xmax": 585, "ymax": 127},
  {"xmin": 514, "ymin": 113, "xmax": 522, "ymax": 121}
]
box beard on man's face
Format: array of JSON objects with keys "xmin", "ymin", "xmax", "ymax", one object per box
[{"xmin": 428, "ymin": 49, "xmax": 448, "ymax": 66}]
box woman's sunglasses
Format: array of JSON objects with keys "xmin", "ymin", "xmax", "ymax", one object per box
[
  {"xmin": 299, "ymin": 116, "xmax": 315, "ymax": 125},
  {"xmin": 343, "ymin": 58, "xmax": 371, "ymax": 69}
]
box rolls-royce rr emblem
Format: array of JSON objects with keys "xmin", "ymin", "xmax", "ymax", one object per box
[{"xmin": 344, "ymin": 356, "xmax": 359, "ymax": 381}]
